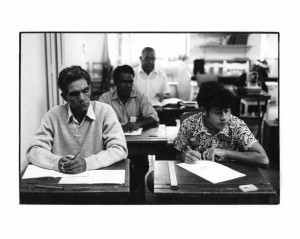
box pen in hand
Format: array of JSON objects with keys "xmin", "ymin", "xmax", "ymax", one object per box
[
  {"xmin": 186, "ymin": 145, "xmax": 202, "ymax": 163},
  {"xmin": 72, "ymin": 152, "xmax": 80, "ymax": 160}
]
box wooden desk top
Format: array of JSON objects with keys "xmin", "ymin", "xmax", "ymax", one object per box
[
  {"xmin": 126, "ymin": 124, "xmax": 168, "ymax": 144},
  {"xmin": 154, "ymin": 160, "xmax": 276, "ymax": 204},
  {"xmin": 162, "ymin": 105, "xmax": 200, "ymax": 112},
  {"xmin": 235, "ymin": 90, "xmax": 271, "ymax": 100},
  {"xmin": 20, "ymin": 159, "xmax": 130, "ymax": 204},
  {"xmin": 166, "ymin": 126, "xmax": 179, "ymax": 145}
]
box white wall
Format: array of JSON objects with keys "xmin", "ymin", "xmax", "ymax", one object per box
[
  {"xmin": 62, "ymin": 33, "xmax": 87, "ymax": 69},
  {"xmin": 85, "ymin": 34, "xmax": 106, "ymax": 63},
  {"xmin": 20, "ymin": 34, "xmax": 48, "ymax": 172}
]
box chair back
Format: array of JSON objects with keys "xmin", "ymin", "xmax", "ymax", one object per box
[{"xmin": 196, "ymin": 74, "xmax": 219, "ymax": 87}]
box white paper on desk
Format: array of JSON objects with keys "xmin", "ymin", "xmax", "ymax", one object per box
[
  {"xmin": 124, "ymin": 127, "xmax": 143, "ymax": 136},
  {"xmin": 22, "ymin": 164, "xmax": 88, "ymax": 179},
  {"xmin": 177, "ymin": 161, "xmax": 245, "ymax": 184},
  {"xmin": 58, "ymin": 170, "xmax": 125, "ymax": 184}
]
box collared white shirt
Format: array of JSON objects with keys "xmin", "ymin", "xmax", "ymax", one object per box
[
  {"xmin": 133, "ymin": 65, "xmax": 170, "ymax": 106},
  {"xmin": 67, "ymin": 103, "xmax": 96, "ymax": 131}
]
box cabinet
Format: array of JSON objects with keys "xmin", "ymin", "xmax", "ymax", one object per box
[{"xmin": 198, "ymin": 44, "xmax": 252, "ymax": 75}]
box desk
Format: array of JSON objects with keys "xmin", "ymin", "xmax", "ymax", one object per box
[
  {"xmin": 20, "ymin": 159, "xmax": 130, "ymax": 204},
  {"xmin": 157, "ymin": 106, "xmax": 200, "ymax": 126},
  {"xmin": 126, "ymin": 125, "xmax": 168, "ymax": 160},
  {"xmin": 165, "ymin": 126, "xmax": 180, "ymax": 160},
  {"xmin": 154, "ymin": 160, "xmax": 276, "ymax": 204},
  {"xmin": 231, "ymin": 90, "xmax": 271, "ymax": 117}
]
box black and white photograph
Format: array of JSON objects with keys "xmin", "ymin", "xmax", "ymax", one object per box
[
  {"xmin": 1, "ymin": 1, "xmax": 300, "ymax": 239},
  {"xmin": 19, "ymin": 32, "xmax": 279, "ymax": 205}
]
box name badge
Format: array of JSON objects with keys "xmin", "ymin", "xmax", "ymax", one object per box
[{"xmin": 130, "ymin": 116, "xmax": 137, "ymax": 122}]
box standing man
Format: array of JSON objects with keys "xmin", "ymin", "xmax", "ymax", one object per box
[
  {"xmin": 27, "ymin": 65, "xmax": 127, "ymax": 174},
  {"xmin": 134, "ymin": 47, "xmax": 170, "ymax": 106},
  {"xmin": 99, "ymin": 65, "xmax": 159, "ymax": 202},
  {"xmin": 174, "ymin": 81, "xmax": 269, "ymax": 168}
]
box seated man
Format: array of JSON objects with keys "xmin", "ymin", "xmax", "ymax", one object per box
[
  {"xmin": 27, "ymin": 65, "xmax": 127, "ymax": 174},
  {"xmin": 99, "ymin": 65, "xmax": 159, "ymax": 201},
  {"xmin": 133, "ymin": 47, "xmax": 170, "ymax": 106},
  {"xmin": 174, "ymin": 81, "xmax": 269, "ymax": 168}
]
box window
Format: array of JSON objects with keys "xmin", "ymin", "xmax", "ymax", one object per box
[{"xmin": 107, "ymin": 33, "xmax": 190, "ymax": 66}]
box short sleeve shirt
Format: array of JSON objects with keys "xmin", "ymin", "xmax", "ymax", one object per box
[
  {"xmin": 99, "ymin": 88, "xmax": 159, "ymax": 124},
  {"xmin": 133, "ymin": 65, "xmax": 170, "ymax": 106},
  {"xmin": 174, "ymin": 112, "xmax": 257, "ymax": 162}
]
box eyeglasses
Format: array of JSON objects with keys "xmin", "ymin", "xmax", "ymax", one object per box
[{"xmin": 68, "ymin": 87, "xmax": 90, "ymax": 98}]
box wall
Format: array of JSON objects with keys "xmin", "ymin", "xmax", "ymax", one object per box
[
  {"xmin": 85, "ymin": 33, "xmax": 106, "ymax": 64},
  {"xmin": 189, "ymin": 33, "xmax": 253, "ymax": 62},
  {"xmin": 20, "ymin": 34, "xmax": 48, "ymax": 172},
  {"xmin": 246, "ymin": 34, "xmax": 262, "ymax": 61},
  {"xmin": 62, "ymin": 33, "xmax": 87, "ymax": 69}
]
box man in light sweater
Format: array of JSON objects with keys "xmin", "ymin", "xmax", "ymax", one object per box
[{"xmin": 26, "ymin": 65, "xmax": 128, "ymax": 174}]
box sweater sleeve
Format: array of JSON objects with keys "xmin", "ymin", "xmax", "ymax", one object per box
[
  {"xmin": 26, "ymin": 111, "xmax": 62, "ymax": 171},
  {"xmin": 84, "ymin": 105, "xmax": 128, "ymax": 170}
]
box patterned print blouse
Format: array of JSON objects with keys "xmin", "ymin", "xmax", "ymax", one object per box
[{"xmin": 174, "ymin": 112, "xmax": 257, "ymax": 162}]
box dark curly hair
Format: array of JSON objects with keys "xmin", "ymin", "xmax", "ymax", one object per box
[
  {"xmin": 196, "ymin": 81, "xmax": 234, "ymax": 112},
  {"xmin": 113, "ymin": 65, "xmax": 135, "ymax": 83},
  {"xmin": 57, "ymin": 65, "xmax": 91, "ymax": 94}
]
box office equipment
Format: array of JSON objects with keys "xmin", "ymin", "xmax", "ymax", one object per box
[
  {"xmin": 20, "ymin": 159, "xmax": 130, "ymax": 204},
  {"xmin": 22, "ymin": 164, "xmax": 88, "ymax": 179},
  {"xmin": 154, "ymin": 160, "xmax": 276, "ymax": 204},
  {"xmin": 239, "ymin": 184, "xmax": 258, "ymax": 192},
  {"xmin": 177, "ymin": 161, "xmax": 245, "ymax": 184}
]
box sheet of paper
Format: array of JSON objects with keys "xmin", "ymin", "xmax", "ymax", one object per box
[
  {"xmin": 22, "ymin": 164, "xmax": 88, "ymax": 179},
  {"xmin": 160, "ymin": 98, "xmax": 182, "ymax": 107},
  {"xmin": 177, "ymin": 161, "xmax": 245, "ymax": 184},
  {"xmin": 58, "ymin": 170, "xmax": 125, "ymax": 184},
  {"xmin": 124, "ymin": 127, "xmax": 143, "ymax": 136}
]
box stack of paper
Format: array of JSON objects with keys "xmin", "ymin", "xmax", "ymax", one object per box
[{"xmin": 177, "ymin": 161, "xmax": 245, "ymax": 184}]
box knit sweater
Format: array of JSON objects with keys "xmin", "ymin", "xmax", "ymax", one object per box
[{"xmin": 26, "ymin": 101, "xmax": 128, "ymax": 171}]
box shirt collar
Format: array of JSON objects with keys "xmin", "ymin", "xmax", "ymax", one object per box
[
  {"xmin": 138, "ymin": 65, "xmax": 158, "ymax": 74},
  {"xmin": 111, "ymin": 88, "xmax": 138, "ymax": 101},
  {"xmin": 199, "ymin": 112, "xmax": 230, "ymax": 137},
  {"xmin": 67, "ymin": 102, "xmax": 95, "ymax": 123}
]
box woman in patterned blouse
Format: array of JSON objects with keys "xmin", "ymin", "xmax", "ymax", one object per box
[{"xmin": 174, "ymin": 81, "xmax": 269, "ymax": 168}]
